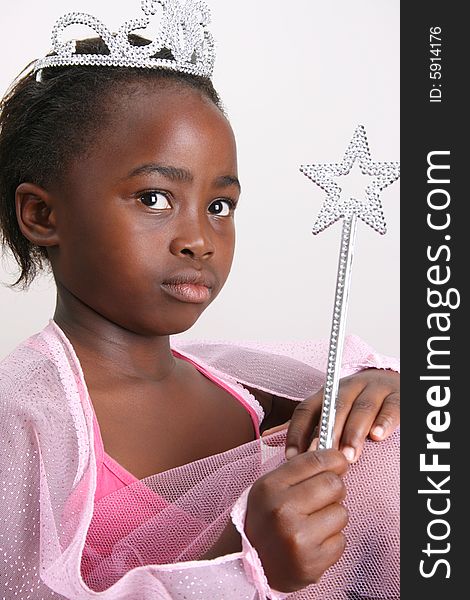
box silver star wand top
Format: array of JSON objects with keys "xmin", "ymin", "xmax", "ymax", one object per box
[{"xmin": 300, "ymin": 124, "xmax": 400, "ymax": 449}]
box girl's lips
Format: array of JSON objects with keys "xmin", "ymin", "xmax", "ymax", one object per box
[{"xmin": 161, "ymin": 282, "xmax": 212, "ymax": 304}]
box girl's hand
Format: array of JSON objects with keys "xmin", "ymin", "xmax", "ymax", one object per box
[
  {"xmin": 263, "ymin": 368, "xmax": 400, "ymax": 463},
  {"xmin": 245, "ymin": 449, "xmax": 349, "ymax": 593}
]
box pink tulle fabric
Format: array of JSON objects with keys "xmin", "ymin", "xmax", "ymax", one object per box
[{"xmin": 0, "ymin": 320, "xmax": 399, "ymax": 599}]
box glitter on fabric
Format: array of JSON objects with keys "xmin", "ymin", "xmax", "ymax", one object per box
[{"xmin": 0, "ymin": 321, "xmax": 399, "ymax": 599}]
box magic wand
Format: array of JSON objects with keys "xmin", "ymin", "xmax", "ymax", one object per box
[{"xmin": 300, "ymin": 124, "xmax": 400, "ymax": 449}]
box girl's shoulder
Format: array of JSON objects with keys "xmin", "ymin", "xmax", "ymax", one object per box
[{"xmin": 0, "ymin": 321, "xmax": 80, "ymax": 419}]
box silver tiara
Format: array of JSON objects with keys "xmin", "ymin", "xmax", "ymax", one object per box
[{"xmin": 33, "ymin": 0, "xmax": 216, "ymax": 80}]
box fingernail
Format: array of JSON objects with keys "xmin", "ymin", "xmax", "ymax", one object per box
[
  {"xmin": 285, "ymin": 446, "xmax": 298, "ymax": 460},
  {"xmin": 342, "ymin": 446, "xmax": 356, "ymax": 462},
  {"xmin": 371, "ymin": 425, "xmax": 385, "ymax": 439}
]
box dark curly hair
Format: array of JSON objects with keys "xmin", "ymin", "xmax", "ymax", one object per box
[{"xmin": 0, "ymin": 35, "xmax": 223, "ymax": 288}]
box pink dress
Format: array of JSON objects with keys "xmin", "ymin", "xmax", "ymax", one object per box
[
  {"xmin": 83, "ymin": 347, "xmax": 267, "ymax": 586},
  {"xmin": 0, "ymin": 321, "xmax": 400, "ymax": 599}
]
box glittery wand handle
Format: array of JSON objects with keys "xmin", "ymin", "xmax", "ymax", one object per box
[
  {"xmin": 300, "ymin": 124, "xmax": 400, "ymax": 450},
  {"xmin": 318, "ymin": 214, "xmax": 357, "ymax": 449}
]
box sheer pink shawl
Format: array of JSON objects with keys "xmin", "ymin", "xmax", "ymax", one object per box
[{"xmin": 0, "ymin": 321, "xmax": 399, "ymax": 599}]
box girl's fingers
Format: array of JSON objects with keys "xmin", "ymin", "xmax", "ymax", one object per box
[
  {"xmin": 285, "ymin": 390, "xmax": 323, "ymax": 458},
  {"xmin": 307, "ymin": 437, "xmax": 319, "ymax": 452},
  {"xmin": 266, "ymin": 448, "xmax": 349, "ymax": 489},
  {"xmin": 369, "ymin": 392, "xmax": 400, "ymax": 440},
  {"xmin": 285, "ymin": 470, "xmax": 348, "ymax": 516},
  {"xmin": 337, "ymin": 388, "xmax": 400, "ymax": 462},
  {"xmin": 261, "ymin": 421, "xmax": 290, "ymax": 437},
  {"xmin": 285, "ymin": 370, "xmax": 400, "ymax": 462},
  {"xmin": 325, "ymin": 378, "xmax": 368, "ymax": 454},
  {"xmin": 335, "ymin": 387, "xmax": 380, "ymax": 462}
]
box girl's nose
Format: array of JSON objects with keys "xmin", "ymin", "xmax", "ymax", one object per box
[{"xmin": 169, "ymin": 217, "xmax": 215, "ymax": 260}]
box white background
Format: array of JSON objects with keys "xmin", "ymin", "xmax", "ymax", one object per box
[{"xmin": 0, "ymin": 0, "xmax": 399, "ymax": 359}]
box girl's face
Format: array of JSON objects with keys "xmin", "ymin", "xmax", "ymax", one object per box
[{"xmin": 49, "ymin": 82, "xmax": 239, "ymax": 336}]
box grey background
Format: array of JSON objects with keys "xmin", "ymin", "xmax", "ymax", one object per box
[{"xmin": 0, "ymin": 0, "xmax": 399, "ymax": 359}]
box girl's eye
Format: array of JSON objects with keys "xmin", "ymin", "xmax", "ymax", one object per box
[
  {"xmin": 139, "ymin": 191, "xmax": 171, "ymax": 209},
  {"xmin": 208, "ymin": 199, "xmax": 234, "ymax": 216}
]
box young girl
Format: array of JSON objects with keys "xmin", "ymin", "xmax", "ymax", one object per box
[{"xmin": 0, "ymin": 1, "xmax": 400, "ymax": 598}]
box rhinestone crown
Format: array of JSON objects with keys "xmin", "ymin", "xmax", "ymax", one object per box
[{"xmin": 33, "ymin": 0, "xmax": 216, "ymax": 79}]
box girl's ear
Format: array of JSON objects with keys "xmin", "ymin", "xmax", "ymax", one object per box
[{"xmin": 15, "ymin": 182, "xmax": 59, "ymax": 247}]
